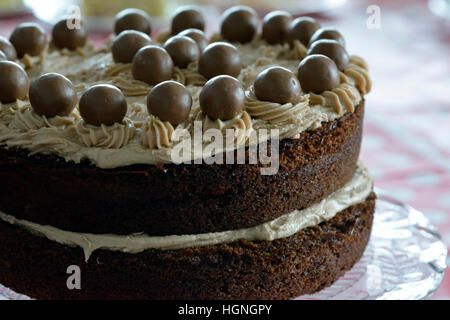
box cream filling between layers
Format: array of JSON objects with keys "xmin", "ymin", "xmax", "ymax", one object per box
[{"xmin": 0, "ymin": 163, "xmax": 372, "ymax": 262}]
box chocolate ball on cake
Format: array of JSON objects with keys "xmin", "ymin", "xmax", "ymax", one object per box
[
  {"xmin": 254, "ymin": 67, "xmax": 301, "ymax": 104},
  {"xmin": 147, "ymin": 81, "xmax": 192, "ymax": 125},
  {"xmin": 52, "ymin": 18, "xmax": 88, "ymax": 50},
  {"xmin": 297, "ymin": 54, "xmax": 340, "ymax": 93},
  {"xmin": 262, "ymin": 11, "xmax": 292, "ymax": 45},
  {"xmin": 307, "ymin": 39, "xmax": 349, "ymax": 71},
  {"xmin": 0, "ymin": 36, "xmax": 17, "ymax": 60},
  {"xmin": 29, "ymin": 73, "xmax": 77, "ymax": 117},
  {"xmin": 199, "ymin": 42, "xmax": 242, "ymax": 80},
  {"xmin": 0, "ymin": 51, "xmax": 6, "ymax": 61},
  {"xmin": 114, "ymin": 8, "xmax": 152, "ymax": 35},
  {"xmin": 132, "ymin": 45, "xmax": 174, "ymax": 86},
  {"xmin": 163, "ymin": 35, "xmax": 199, "ymax": 69},
  {"xmin": 220, "ymin": 6, "xmax": 258, "ymax": 44},
  {"xmin": 111, "ymin": 30, "xmax": 152, "ymax": 63},
  {"xmin": 200, "ymin": 75, "xmax": 244, "ymax": 121},
  {"xmin": 79, "ymin": 84, "xmax": 127, "ymax": 126},
  {"xmin": 0, "ymin": 61, "xmax": 29, "ymax": 103},
  {"xmin": 171, "ymin": 6, "xmax": 205, "ymax": 35},
  {"xmin": 178, "ymin": 29, "xmax": 209, "ymax": 52},
  {"xmin": 309, "ymin": 28, "xmax": 345, "ymax": 47},
  {"xmin": 288, "ymin": 17, "xmax": 321, "ymax": 47},
  {"xmin": 9, "ymin": 23, "xmax": 47, "ymax": 58}
]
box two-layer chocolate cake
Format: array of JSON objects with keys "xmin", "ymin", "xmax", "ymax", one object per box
[{"xmin": 0, "ymin": 5, "xmax": 374, "ymax": 299}]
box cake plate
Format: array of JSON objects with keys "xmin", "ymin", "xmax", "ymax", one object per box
[{"xmin": 0, "ymin": 188, "xmax": 447, "ymax": 300}]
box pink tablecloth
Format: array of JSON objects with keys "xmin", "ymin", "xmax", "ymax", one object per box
[{"xmin": 0, "ymin": 0, "xmax": 449, "ymax": 299}]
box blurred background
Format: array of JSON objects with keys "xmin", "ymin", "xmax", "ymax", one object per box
[{"xmin": 0, "ymin": 0, "xmax": 449, "ymax": 299}]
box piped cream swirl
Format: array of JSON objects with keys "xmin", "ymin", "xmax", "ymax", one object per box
[
  {"xmin": 194, "ymin": 109, "xmax": 253, "ymax": 145},
  {"xmin": 245, "ymin": 89, "xmax": 310, "ymax": 124},
  {"xmin": 140, "ymin": 115, "xmax": 175, "ymax": 149},
  {"xmin": 9, "ymin": 104, "xmax": 79, "ymax": 131},
  {"xmin": 75, "ymin": 119, "xmax": 136, "ymax": 148}
]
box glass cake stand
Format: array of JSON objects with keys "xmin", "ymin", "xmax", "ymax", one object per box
[{"xmin": 0, "ymin": 188, "xmax": 447, "ymax": 300}]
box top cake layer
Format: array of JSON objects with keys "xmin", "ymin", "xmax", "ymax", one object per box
[{"xmin": 0, "ymin": 7, "xmax": 371, "ymax": 169}]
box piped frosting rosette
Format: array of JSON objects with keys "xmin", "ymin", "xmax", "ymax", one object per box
[
  {"xmin": 8, "ymin": 103, "xmax": 79, "ymax": 131},
  {"xmin": 75, "ymin": 118, "xmax": 136, "ymax": 148}
]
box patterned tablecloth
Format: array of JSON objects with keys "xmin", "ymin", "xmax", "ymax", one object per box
[{"xmin": 0, "ymin": 0, "xmax": 449, "ymax": 299}]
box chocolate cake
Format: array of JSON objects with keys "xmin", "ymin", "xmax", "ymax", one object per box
[{"xmin": 0, "ymin": 5, "xmax": 373, "ymax": 300}]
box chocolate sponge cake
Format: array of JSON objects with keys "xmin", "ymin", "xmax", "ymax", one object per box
[{"xmin": 0, "ymin": 6, "xmax": 373, "ymax": 299}]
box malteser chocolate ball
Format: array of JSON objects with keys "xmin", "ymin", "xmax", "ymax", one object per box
[
  {"xmin": 199, "ymin": 42, "xmax": 242, "ymax": 80},
  {"xmin": 200, "ymin": 75, "xmax": 244, "ymax": 120},
  {"xmin": 132, "ymin": 46, "xmax": 174, "ymax": 86},
  {"xmin": 254, "ymin": 67, "xmax": 301, "ymax": 104},
  {"xmin": 111, "ymin": 30, "xmax": 152, "ymax": 63},
  {"xmin": 147, "ymin": 81, "xmax": 192, "ymax": 125},
  {"xmin": 114, "ymin": 8, "xmax": 152, "ymax": 35},
  {"xmin": 52, "ymin": 18, "xmax": 88, "ymax": 50},
  {"xmin": 163, "ymin": 35, "xmax": 199, "ymax": 68},
  {"xmin": 0, "ymin": 51, "xmax": 6, "ymax": 61},
  {"xmin": 288, "ymin": 17, "xmax": 321, "ymax": 47},
  {"xmin": 262, "ymin": 11, "xmax": 292, "ymax": 45},
  {"xmin": 297, "ymin": 54, "xmax": 340, "ymax": 93},
  {"xmin": 178, "ymin": 28, "xmax": 209, "ymax": 52},
  {"xmin": 220, "ymin": 6, "xmax": 258, "ymax": 43},
  {"xmin": 29, "ymin": 73, "xmax": 77, "ymax": 117},
  {"xmin": 10, "ymin": 23, "xmax": 47, "ymax": 58},
  {"xmin": 79, "ymin": 84, "xmax": 127, "ymax": 126},
  {"xmin": 0, "ymin": 61, "xmax": 29, "ymax": 103},
  {"xmin": 307, "ymin": 39, "xmax": 349, "ymax": 71},
  {"xmin": 171, "ymin": 6, "xmax": 205, "ymax": 35},
  {"xmin": 0, "ymin": 36, "xmax": 17, "ymax": 60},
  {"xmin": 309, "ymin": 28, "xmax": 345, "ymax": 47}
]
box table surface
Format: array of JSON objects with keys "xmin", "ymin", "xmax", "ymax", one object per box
[{"xmin": 0, "ymin": 0, "xmax": 449, "ymax": 300}]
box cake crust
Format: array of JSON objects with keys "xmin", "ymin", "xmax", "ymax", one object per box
[
  {"xmin": 0, "ymin": 100, "xmax": 365, "ymax": 236},
  {"xmin": 0, "ymin": 192, "xmax": 375, "ymax": 300}
]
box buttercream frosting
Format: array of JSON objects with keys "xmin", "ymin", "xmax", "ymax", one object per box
[{"xmin": 0, "ymin": 37, "xmax": 371, "ymax": 168}]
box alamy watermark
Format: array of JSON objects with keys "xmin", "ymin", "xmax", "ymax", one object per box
[
  {"xmin": 66, "ymin": 265, "xmax": 81, "ymax": 290},
  {"xmin": 169, "ymin": 122, "xmax": 280, "ymax": 175},
  {"xmin": 366, "ymin": 5, "xmax": 381, "ymax": 29},
  {"xmin": 65, "ymin": 5, "xmax": 82, "ymax": 30}
]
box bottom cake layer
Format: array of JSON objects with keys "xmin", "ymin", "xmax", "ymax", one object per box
[{"xmin": 0, "ymin": 192, "xmax": 375, "ymax": 300}]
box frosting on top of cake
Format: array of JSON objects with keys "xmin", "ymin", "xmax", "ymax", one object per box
[{"xmin": 0, "ymin": 37, "xmax": 370, "ymax": 168}]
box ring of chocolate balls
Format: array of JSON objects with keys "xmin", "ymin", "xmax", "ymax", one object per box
[
  {"xmin": 0, "ymin": 61, "xmax": 29, "ymax": 103},
  {"xmin": 29, "ymin": 73, "xmax": 77, "ymax": 117},
  {"xmin": 132, "ymin": 45, "xmax": 174, "ymax": 86},
  {"xmin": 199, "ymin": 42, "xmax": 242, "ymax": 80},
  {"xmin": 147, "ymin": 81, "xmax": 192, "ymax": 125},
  {"xmin": 52, "ymin": 17, "xmax": 88, "ymax": 50},
  {"xmin": 254, "ymin": 67, "xmax": 301, "ymax": 104},
  {"xmin": 114, "ymin": 8, "xmax": 152, "ymax": 35},
  {"xmin": 200, "ymin": 75, "xmax": 244, "ymax": 121},
  {"xmin": 79, "ymin": 84, "xmax": 128, "ymax": 126},
  {"xmin": 111, "ymin": 30, "xmax": 152, "ymax": 63},
  {"xmin": 297, "ymin": 54, "xmax": 340, "ymax": 93},
  {"xmin": 9, "ymin": 22, "xmax": 47, "ymax": 58}
]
